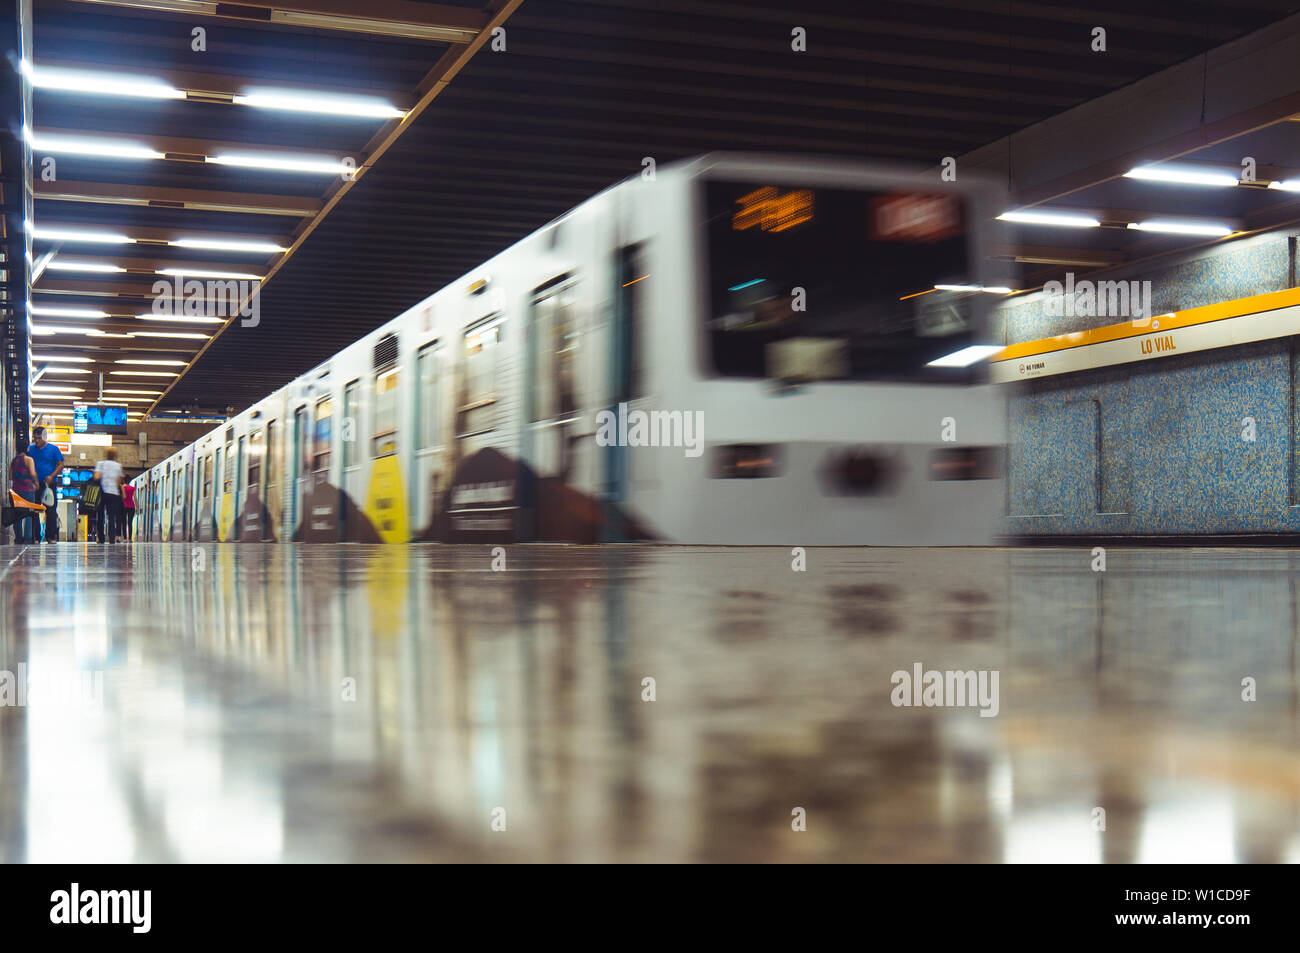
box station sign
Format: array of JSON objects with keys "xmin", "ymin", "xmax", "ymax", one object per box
[{"xmin": 991, "ymin": 287, "xmax": 1300, "ymax": 384}]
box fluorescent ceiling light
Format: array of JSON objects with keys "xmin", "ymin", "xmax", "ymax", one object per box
[
  {"xmin": 132, "ymin": 331, "xmax": 210, "ymax": 339},
  {"xmin": 103, "ymin": 390, "xmax": 162, "ymax": 396},
  {"xmin": 25, "ymin": 127, "xmax": 164, "ymax": 161},
  {"xmin": 996, "ymin": 210, "xmax": 1100, "ymax": 228},
  {"xmin": 110, "ymin": 371, "xmax": 178, "ymax": 377},
  {"xmin": 31, "ymin": 386, "xmax": 85, "ymax": 393},
  {"xmin": 31, "ymin": 325, "xmax": 101, "ymax": 335},
  {"xmin": 39, "ymin": 368, "xmax": 91, "ymax": 375},
  {"xmin": 21, "ymin": 62, "xmax": 184, "ymax": 100},
  {"xmin": 47, "ymin": 261, "xmax": 126, "ymax": 273},
  {"xmin": 233, "ymin": 88, "xmax": 404, "ymax": 119},
  {"xmin": 27, "ymin": 222, "xmax": 134, "ymax": 244},
  {"xmin": 156, "ymin": 268, "xmax": 262, "ymax": 280},
  {"xmin": 1127, "ymin": 221, "xmax": 1234, "ymax": 237},
  {"xmin": 32, "ymin": 355, "xmax": 92, "ymax": 363},
  {"xmin": 30, "ymin": 306, "xmax": 108, "ymax": 318},
  {"xmin": 927, "ymin": 345, "xmax": 1004, "ymax": 368},
  {"xmin": 1123, "ymin": 165, "xmax": 1239, "ymax": 187},
  {"xmin": 170, "ymin": 238, "xmax": 286, "ymax": 254},
  {"xmin": 136, "ymin": 314, "xmax": 225, "ymax": 324},
  {"xmin": 205, "ymin": 153, "xmax": 351, "ymax": 175},
  {"xmin": 1268, "ymin": 180, "xmax": 1300, "ymax": 193},
  {"xmin": 934, "ymin": 284, "xmax": 1013, "ymax": 294},
  {"xmin": 116, "ymin": 359, "xmax": 187, "ymax": 366}
]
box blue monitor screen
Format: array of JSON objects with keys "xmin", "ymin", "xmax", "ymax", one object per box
[{"xmin": 74, "ymin": 405, "xmax": 129, "ymax": 435}]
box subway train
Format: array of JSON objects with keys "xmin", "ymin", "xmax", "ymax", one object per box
[{"xmin": 131, "ymin": 154, "xmax": 1006, "ymax": 545}]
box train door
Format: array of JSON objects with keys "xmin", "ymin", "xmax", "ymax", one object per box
[
  {"xmin": 197, "ymin": 454, "xmax": 213, "ymax": 542},
  {"xmin": 161, "ymin": 467, "xmax": 173, "ymax": 540},
  {"xmin": 305, "ymin": 394, "xmax": 337, "ymax": 541},
  {"xmin": 412, "ymin": 345, "xmax": 445, "ymax": 537},
  {"xmin": 182, "ymin": 461, "xmax": 192, "ymax": 540},
  {"xmin": 605, "ymin": 244, "xmax": 649, "ymax": 539},
  {"xmin": 292, "ymin": 406, "xmax": 307, "ymax": 538},
  {"xmin": 245, "ymin": 430, "xmax": 263, "ymax": 541},
  {"xmin": 525, "ymin": 276, "xmax": 584, "ymax": 540},
  {"xmin": 214, "ymin": 446, "xmax": 225, "ymax": 541},
  {"xmin": 235, "ymin": 434, "xmax": 247, "ymax": 541},
  {"xmin": 265, "ymin": 420, "xmax": 280, "ymax": 541},
  {"xmin": 341, "ymin": 381, "xmax": 361, "ymax": 541}
]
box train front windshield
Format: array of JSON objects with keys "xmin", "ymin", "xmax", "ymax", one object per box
[{"xmin": 703, "ymin": 180, "xmax": 984, "ymax": 382}]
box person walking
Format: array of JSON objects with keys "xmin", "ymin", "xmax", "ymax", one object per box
[
  {"xmin": 122, "ymin": 481, "xmax": 136, "ymax": 542},
  {"xmin": 94, "ymin": 448, "xmax": 126, "ymax": 544},
  {"xmin": 27, "ymin": 427, "xmax": 64, "ymax": 543},
  {"xmin": 9, "ymin": 449, "xmax": 39, "ymax": 543}
]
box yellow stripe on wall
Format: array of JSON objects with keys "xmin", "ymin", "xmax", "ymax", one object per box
[{"xmin": 993, "ymin": 287, "xmax": 1300, "ymax": 363}]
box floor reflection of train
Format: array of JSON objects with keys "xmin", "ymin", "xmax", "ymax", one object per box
[{"xmin": 132, "ymin": 154, "xmax": 1006, "ymax": 545}]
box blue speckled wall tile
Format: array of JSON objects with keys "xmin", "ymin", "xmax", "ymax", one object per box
[{"xmin": 995, "ymin": 236, "xmax": 1290, "ymax": 346}]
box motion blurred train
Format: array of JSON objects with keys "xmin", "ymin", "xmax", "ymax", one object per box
[{"xmin": 131, "ymin": 154, "xmax": 1006, "ymax": 545}]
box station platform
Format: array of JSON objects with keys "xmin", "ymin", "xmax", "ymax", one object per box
[{"xmin": 0, "ymin": 543, "xmax": 1296, "ymax": 863}]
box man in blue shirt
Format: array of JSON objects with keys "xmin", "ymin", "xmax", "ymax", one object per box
[{"xmin": 27, "ymin": 426, "xmax": 64, "ymax": 543}]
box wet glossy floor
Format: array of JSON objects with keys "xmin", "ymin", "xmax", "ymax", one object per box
[{"xmin": 0, "ymin": 542, "xmax": 1298, "ymax": 863}]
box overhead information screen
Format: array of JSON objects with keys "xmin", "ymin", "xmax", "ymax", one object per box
[{"xmin": 74, "ymin": 404, "xmax": 129, "ymax": 435}]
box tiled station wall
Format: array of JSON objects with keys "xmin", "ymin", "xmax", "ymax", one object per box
[{"xmin": 996, "ymin": 233, "xmax": 1300, "ymax": 535}]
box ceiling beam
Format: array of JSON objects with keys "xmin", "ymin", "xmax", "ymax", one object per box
[
  {"xmin": 67, "ymin": 0, "xmax": 486, "ymax": 42},
  {"xmin": 32, "ymin": 57, "xmax": 413, "ymax": 108},
  {"xmin": 34, "ymin": 254, "xmax": 270, "ymax": 277},
  {"xmin": 36, "ymin": 180, "xmax": 319, "ymax": 217},
  {"xmin": 31, "ymin": 128, "xmax": 354, "ymax": 165}
]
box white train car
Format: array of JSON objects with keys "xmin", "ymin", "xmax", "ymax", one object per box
[{"xmin": 133, "ymin": 153, "xmax": 1006, "ymax": 545}]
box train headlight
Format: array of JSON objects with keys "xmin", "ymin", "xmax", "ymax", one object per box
[
  {"xmin": 929, "ymin": 447, "xmax": 1004, "ymax": 481},
  {"xmin": 712, "ymin": 444, "xmax": 783, "ymax": 479},
  {"xmin": 821, "ymin": 447, "xmax": 900, "ymax": 495}
]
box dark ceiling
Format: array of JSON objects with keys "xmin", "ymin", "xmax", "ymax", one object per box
[{"xmin": 22, "ymin": 0, "xmax": 1300, "ymax": 415}]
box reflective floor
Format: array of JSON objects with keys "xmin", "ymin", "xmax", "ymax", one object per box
[{"xmin": 0, "ymin": 542, "xmax": 1298, "ymax": 862}]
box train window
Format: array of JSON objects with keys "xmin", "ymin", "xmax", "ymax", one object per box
[
  {"xmin": 415, "ymin": 346, "xmax": 439, "ymax": 449},
  {"xmin": 295, "ymin": 407, "xmax": 309, "ymax": 476},
  {"xmin": 222, "ymin": 441, "xmax": 234, "ymax": 494},
  {"xmin": 314, "ymin": 396, "xmax": 333, "ymax": 472},
  {"xmin": 343, "ymin": 381, "xmax": 360, "ymax": 468},
  {"xmin": 372, "ymin": 369, "xmax": 399, "ymax": 457},
  {"xmin": 203, "ymin": 455, "xmax": 212, "ymax": 499},
  {"xmin": 248, "ymin": 430, "xmax": 263, "ymax": 494},
  {"xmin": 703, "ymin": 180, "xmax": 980, "ymax": 382},
  {"xmin": 617, "ymin": 244, "xmax": 647, "ymax": 400},
  {"xmin": 530, "ymin": 284, "xmax": 579, "ymax": 421},
  {"xmin": 237, "ymin": 436, "xmax": 247, "ymax": 504},
  {"xmin": 459, "ymin": 316, "xmax": 502, "ymax": 435}
]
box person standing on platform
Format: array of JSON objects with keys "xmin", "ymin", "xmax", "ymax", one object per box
[
  {"xmin": 94, "ymin": 449, "xmax": 126, "ymax": 544},
  {"xmin": 123, "ymin": 481, "xmax": 136, "ymax": 542},
  {"xmin": 9, "ymin": 449, "xmax": 39, "ymax": 543},
  {"xmin": 27, "ymin": 427, "xmax": 64, "ymax": 544}
]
